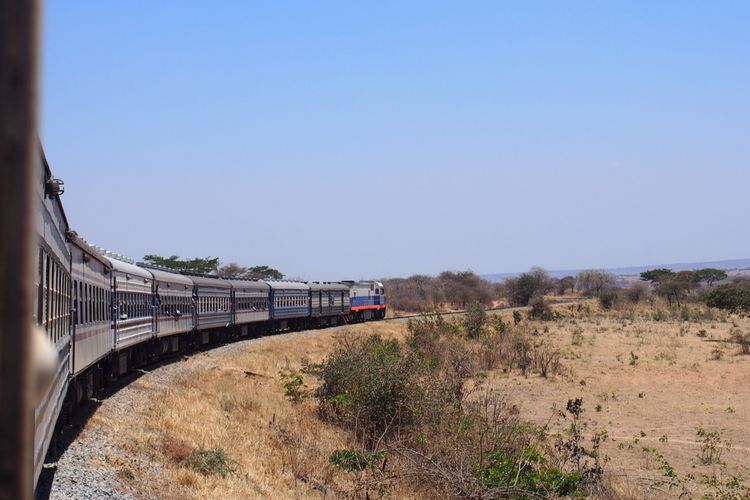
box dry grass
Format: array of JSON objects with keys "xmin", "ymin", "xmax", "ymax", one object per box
[
  {"xmin": 84, "ymin": 305, "xmax": 750, "ymax": 498},
  {"xmin": 489, "ymin": 308, "xmax": 750, "ymax": 498},
  {"xmin": 90, "ymin": 322, "xmax": 411, "ymax": 498}
]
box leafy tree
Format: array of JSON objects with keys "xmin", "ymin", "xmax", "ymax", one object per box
[
  {"xmin": 438, "ymin": 271, "xmax": 494, "ymax": 307},
  {"xmin": 246, "ymin": 265, "xmax": 284, "ymax": 280},
  {"xmin": 694, "ymin": 268, "xmax": 728, "ymax": 287},
  {"xmin": 556, "ymin": 276, "xmax": 576, "ymax": 295},
  {"xmin": 465, "ymin": 301, "xmax": 486, "ymax": 339},
  {"xmin": 639, "ymin": 268, "xmax": 674, "ymax": 284},
  {"xmin": 575, "ymin": 270, "xmax": 616, "ymax": 297},
  {"xmin": 504, "ymin": 267, "xmax": 554, "ymax": 306},
  {"xmin": 142, "ymin": 254, "xmax": 220, "ymax": 274},
  {"xmin": 216, "ymin": 262, "xmax": 248, "ymax": 278},
  {"xmin": 705, "ymin": 284, "xmax": 750, "ymax": 312},
  {"xmin": 657, "ymin": 275, "xmax": 692, "ymax": 307}
]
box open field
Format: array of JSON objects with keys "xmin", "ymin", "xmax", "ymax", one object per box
[{"xmin": 51, "ymin": 303, "xmax": 750, "ymax": 499}]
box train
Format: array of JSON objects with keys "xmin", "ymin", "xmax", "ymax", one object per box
[{"xmin": 32, "ymin": 147, "xmax": 386, "ymax": 489}]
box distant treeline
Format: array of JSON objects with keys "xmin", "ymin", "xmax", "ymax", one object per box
[
  {"xmin": 383, "ymin": 271, "xmax": 502, "ymax": 311},
  {"xmin": 142, "ymin": 255, "xmax": 284, "ymax": 280},
  {"xmin": 384, "ymin": 265, "xmax": 745, "ymax": 313}
]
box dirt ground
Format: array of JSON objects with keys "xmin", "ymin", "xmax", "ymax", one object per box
[
  {"xmin": 70, "ymin": 305, "xmax": 750, "ymax": 499},
  {"xmin": 492, "ymin": 309, "xmax": 750, "ymax": 497}
]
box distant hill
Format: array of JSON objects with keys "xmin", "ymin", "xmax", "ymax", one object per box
[{"xmin": 482, "ymin": 258, "xmax": 750, "ymax": 283}]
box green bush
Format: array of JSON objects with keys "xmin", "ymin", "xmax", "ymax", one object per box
[
  {"xmin": 304, "ymin": 335, "xmax": 428, "ymax": 443},
  {"xmin": 598, "ymin": 289, "xmax": 619, "ymax": 310},
  {"xmin": 465, "ymin": 301, "xmax": 486, "ymax": 339},
  {"xmin": 329, "ymin": 449, "xmax": 385, "ymax": 472},
  {"xmin": 185, "ymin": 447, "xmax": 237, "ymax": 477},
  {"xmin": 528, "ymin": 294, "xmax": 558, "ymax": 321},
  {"xmin": 279, "ymin": 370, "xmax": 308, "ymax": 403},
  {"xmin": 478, "ymin": 447, "xmax": 580, "ymax": 497},
  {"xmin": 705, "ymin": 284, "xmax": 750, "ymax": 313}
]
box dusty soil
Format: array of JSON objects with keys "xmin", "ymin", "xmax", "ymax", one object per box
[{"xmin": 493, "ymin": 311, "xmax": 750, "ymax": 497}]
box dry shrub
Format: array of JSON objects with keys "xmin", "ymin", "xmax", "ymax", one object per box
[
  {"xmin": 303, "ymin": 315, "xmax": 598, "ymax": 498},
  {"xmin": 625, "ymin": 282, "xmax": 652, "ymax": 304},
  {"xmin": 532, "ymin": 342, "xmax": 561, "ymax": 378},
  {"xmin": 730, "ymin": 328, "xmax": 750, "ymax": 355},
  {"xmin": 159, "ymin": 435, "xmax": 192, "ymax": 462}
]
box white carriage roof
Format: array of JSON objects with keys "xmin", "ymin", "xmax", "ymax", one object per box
[
  {"xmin": 264, "ymin": 280, "xmax": 310, "ymax": 291},
  {"xmin": 146, "ymin": 267, "xmax": 194, "ymax": 287},
  {"xmin": 227, "ymin": 279, "xmax": 271, "ymax": 291},
  {"xmin": 308, "ymin": 282, "xmax": 349, "ymax": 291},
  {"xmin": 191, "ymin": 275, "xmax": 232, "ymax": 288},
  {"xmin": 67, "ymin": 231, "xmax": 112, "ymax": 268},
  {"xmin": 105, "ymin": 257, "xmax": 152, "ymax": 280}
]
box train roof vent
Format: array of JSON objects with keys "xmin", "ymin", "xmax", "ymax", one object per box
[{"xmin": 90, "ymin": 245, "xmax": 136, "ymax": 264}]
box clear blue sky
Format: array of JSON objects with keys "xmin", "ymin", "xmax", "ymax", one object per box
[{"xmin": 41, "ymin": 1, "xmax": 750, "ymax": 280}]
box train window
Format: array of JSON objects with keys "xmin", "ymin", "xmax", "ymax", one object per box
[
  {"xmin": 44, "ymin": 255, "xmax": 50, "ymax": 333},
  {"xmin": 75, "ymin": 280, "xmax": 80, "ymax": 325}
]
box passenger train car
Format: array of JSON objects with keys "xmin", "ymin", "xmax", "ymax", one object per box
[{"xmin": 31, "ymin": 147, "xmax": 386, "ymax": 491}]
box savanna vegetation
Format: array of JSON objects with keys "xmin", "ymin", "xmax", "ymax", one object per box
[{"xmin": 77, "ymin": 263, "xmax": 750, "ymax": 499}]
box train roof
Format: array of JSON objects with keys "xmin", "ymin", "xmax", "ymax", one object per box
[
  {"xmin": 67, "ymin": 231, "xmax": 111, "ymax": 268},
  {"xmin": 106, "ymin": 257, "xmax": 153, "ymax": 280},
  {"xmin": 190, "ymin": 275, "xmax": 232, "ymax": 289},
  {"xmin": 341, "ymin": 280, "xmax": 384, "ymax": 287},
  {"xmin": 264, "ymin": 280, "xmax": 310, "ymax": 291},
  {"xmin": 226, "ymin": 279, "xmax": 270, "ymax": 291},
  {"xmin": 147, "ymin": 267, "xmax": 194, "ymax": 288},
  {"xmin": 308, "ymin": 282, "xmax": 349, "ymax": 291}
]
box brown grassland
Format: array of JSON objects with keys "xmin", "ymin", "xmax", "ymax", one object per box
[{"xmin": 84, "ymin": 301, "xmax": 750, "ymax": 498}]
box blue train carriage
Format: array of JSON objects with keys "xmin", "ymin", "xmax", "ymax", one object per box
[
  {"xmin": 267, "ymin": 281, "xmax": 310, "ymax": 331},
  {"xmin": 106, "ymin": 256, "xmax": 155, "ymax": 374},
  {"xmin": 33, "ymin": 149, "xmax": 73, "ymax": 485},
  {"xmin": 228, "ymin": 279, "xmax": 270, "ymax": 336},
  {"xmin": 344, "ymin": 280, "xmax": 387, "ymax": 321},
  {"xmin": 68, "ymin": 232, "xmax": 113, "ymax": 405},
  {"xmin": 191, "ymin": 275, "xmax": 233, "ymax": 344},
  {"xmin": 309, "ymin": 282, "xmax": 350, "ymax": 327},
  {"xmin": 146, "ymin": 266, "xmax": 194, "ymax": 354}
]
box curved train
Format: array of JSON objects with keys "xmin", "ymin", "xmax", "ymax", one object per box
[{"xmin": 32, "ymin": 148, "xmax": 386, "ymax": 488}]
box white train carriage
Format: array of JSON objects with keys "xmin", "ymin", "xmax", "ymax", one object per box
[
  {"xmin": 229, "ymin": 279, "xmax": 270, "ymax": 335},
  {"xmin": 33, "ymin": 151, "xmax": 73, "ymax": 485},
  {"xmin": 267, "ymin": 281, "xmax": 310, "ymax": 331},
  {"xmin": 69, "ymin": 233, "xmax": 113, "ymax": 380},
  {"xmin": 192, "ymin": 276, "xmax": 233, "ymax": 335},
  {"xmin": 148, "ymin": 267, "xmax": 194, "ymax": 353},
  {"xmin": 107, "ymin": 258, "xmax": 155, "ymax": 351},
  {"xmin": 309, "ymin": 282, "xmax": 350, "ymax": 326}
]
